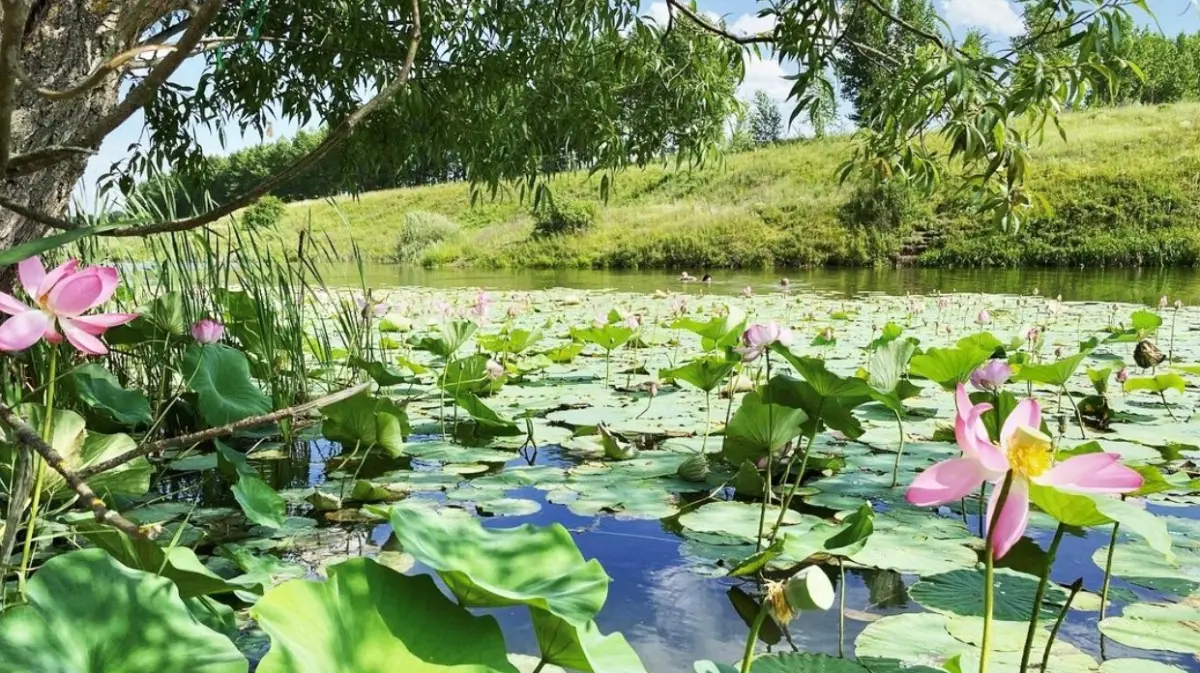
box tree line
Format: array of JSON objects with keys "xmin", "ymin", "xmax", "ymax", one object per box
[{"xmin": 131, "ymin": 1, "xmax": 1200, "ymax": 211}]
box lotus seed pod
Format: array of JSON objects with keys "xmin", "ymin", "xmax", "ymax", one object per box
[
  {"xmin": 784, "ymin": 566, "xmax": 835, "ymax": 613},
  {"xmin": 677, "ymin": 454, "xmax": 709, "ymax": 482}
]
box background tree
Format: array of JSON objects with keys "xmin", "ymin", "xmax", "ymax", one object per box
[
  {"xmin": 834, "ymin": 0, "xmax": 938, "ymax": 127},
  {"xmin": 749, "ymin": 90, "xmax": 784, "ymax": 145},
  {"xmin": 0, "ymin": 0, "xmax": 1163, "ymax": 262}
]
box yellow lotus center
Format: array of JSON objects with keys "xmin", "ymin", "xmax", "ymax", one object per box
[{"xmin": 1006, "ymin": 424, "xmax": 1053, "ymax": 478}]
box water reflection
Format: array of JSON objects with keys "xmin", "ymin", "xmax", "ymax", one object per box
[{"xmin": 317, "ymin": 263, "xmax": 1200, "ymax": 305}]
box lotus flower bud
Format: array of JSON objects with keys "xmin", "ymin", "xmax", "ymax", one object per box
[
  {"xmin": 190, "ymin": 319, "xmax": 224, "ymax": 344},
  {"xmin": 822, "ymin": 327, "xmax": 835, "ymax": 342},
  {"xmin": 742, "ymin": 286, "xmax": 754, "ymax": 299},
  {"xmin": 1175, "ymin": 299, "xmax": 1183, "ymax": 310},
  {"xmin": 1160, "ymin": 296, "xmax": 1169, "ymax": 310},
  {"xmin": 1116, "ymin": 368, "xmax": 1129, "ymax": 384},
  {"xmin": 976, "ymin": 310, "xmax": 991, "ymax": 325},
  {"xmin": 485, "ymin": 359, "xmax": 504, "ymax": 380}
]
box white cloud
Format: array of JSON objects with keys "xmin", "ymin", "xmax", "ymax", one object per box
[
  {"xmin": 729, "ymin": 12, "xmax": 775, "ymax": 37},
  {"xmin": 739, "ymin": 53, "xmax": 792, "ymax": 103},
  {"xmin": 939, "ymin": 0, "xmax": 1024, "ymax": 37}
]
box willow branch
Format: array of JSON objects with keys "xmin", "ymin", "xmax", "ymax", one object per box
[
  {"xmin": 666, "ymin": 0, "xmax": 775, "ymax": 45},
  {"xmin": 860, "ymin": 0, "xmax": 946, "ymax": 50},
  {"xmin": 76, "ymin": 382, "xmax": 371, "ymax": 480},
  {"xmin": 0, "ymin": 403, "xmax": 149, "ymax": 539},
  {"xmin": 13, "ymin": 43, "xmax": 185, "ymax": 101},
  {"xmin": 0, "ymin": 0, "xmax": 32, "ymax": 175},
  {"xmin": 3, "ymin": 0, "xmax": 225, "ymax": 179},
  {"xmin": 1, "ymin": 0, "xmax": 423, "ymax": 236}
]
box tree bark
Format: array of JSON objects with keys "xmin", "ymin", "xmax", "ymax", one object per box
[{"xmin": 0, "ymin": 1, "xmax": 174, "ymax": 284}]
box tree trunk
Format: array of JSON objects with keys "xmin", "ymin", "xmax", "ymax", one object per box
[{"xmin": 0, "ymin": 0, "xmax": 169, "ymax": 285}]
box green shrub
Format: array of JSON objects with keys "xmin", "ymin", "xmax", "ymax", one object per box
[
  {"xmin": 837, "ymin": 180, "xmax": 930, "ymax": 233},
  {"xmin": 242, "ymin": 195, "xmax": 286, "ymax": 230},
  {"xmin": 395, "ymin": 211, "xmax": 462, "ymax": 263},
  {"xmin": 532, "ymin": 200, "xmax": 597, "ymax": 237}
]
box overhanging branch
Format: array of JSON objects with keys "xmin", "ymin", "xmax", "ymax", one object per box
[{"xmin": 665, "ymin": 0, "xmax": 775, "ymax": 45}]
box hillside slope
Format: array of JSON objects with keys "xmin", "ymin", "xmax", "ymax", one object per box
[{"xmin": 259, "ymin": 103, "xmax": 1200, "ymax": 268}]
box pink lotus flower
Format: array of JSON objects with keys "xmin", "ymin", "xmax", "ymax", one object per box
[
  {"xmin": 473, "ymin": 291, "xmax": 492, "ymax": 321},
  {"xmin": 624, "ymin": 314, "xmax": 641, "ymax": 330},
  {"xmin": 976, "ymin": 309, "xmax": 991, "ymax": 325},
  {"xmin": 484, "ymin": 358, "xmax": 504, "ymax": 380},
  {"xmin": 736, "ymin": 322, "xmax": 793, "ymax": 362},
  {"xmin": 1116, "ymin": 368, "xmax": 1129, "ymax": 384},
  {"xmin": 907, "ymin": 385, "xmax": 1142, "ymax": 558},
  {"xmin": 970, "ymin": 360, "xmax": 1012, "ymax": 393},
  {"xmin": 191, "ymin": 318, "xmax": 225, "ymax": 344},
  {"xmin": 741, "ymin": 286, "xmax": 753, "ymax": 299},
  {"xmin": 0, "ymin": 257, "xmax": 137, "ymax": 355},
  {"xmin": 1025, "ymin": 326, "xmax": 1041, "ymax": 344}
]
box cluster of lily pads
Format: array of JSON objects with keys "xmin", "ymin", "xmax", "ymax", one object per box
[{"xmin": 0, "ymin": 253, "xmax": 1198, "ymax": 673}]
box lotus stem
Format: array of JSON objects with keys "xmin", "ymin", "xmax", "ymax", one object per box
[
  {"xmin": 702, "ymin": 390, "xmax": 712, "ymax": 452},
  {"xmin": 531, "ymin": 659, "xmax": 547, "ymax": 673},
  {"xmin": 1040, "ymin": 578, "xmax": 1083, "ymax": 672},
  {"xmin": 980, "ymin": 473, "xmax": 1015, "ymax": 673},
  {"xmin": 755, "ymin": 351, "xmax": 774, "ymax": 554},
  {"xmin": 1020, "ymin": 523, "xmax": 1066, "ymax": 673},
  {"xmin": 1099, "ymin": 521, "xmax": 1121, "ymax": 620},
  {"xmin": 837, "ymin": 557, "xmax": 847, "ymax": 658},
  {"xmin": 1063, "ymin": 387, "xmax": 1088, "ymax": 439},
  {"xmin": 739, "ymin": 597, "xmax": 770, "ymax": 673},
  {"xmin": 18, "ymin": 345, "xmax": 57, "ymax": 593},
  {"xmin": 890, "ymin": 409, "xmax": 905, "ymax": 488},
  {"xmin": 1169, "ymin": 306, "xmax": 1178, "ymax": 361},
  {"xmin": 1158, "ymin": 389, "xmax": 1179, "ymax": 422}
]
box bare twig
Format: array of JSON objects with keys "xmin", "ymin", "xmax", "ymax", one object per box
[
  {"xmin": 76, "ymin": 382, "xmax": 371, "ymax": 480},
  {"xmin": 0, "ymin": 0, "xmax": 423, "ymax": 237},
  {"xmin": 3, "ymin": 0, "xmax": 225, "ymax": 179},
  {"xmin": 0, "ymin": 0, "xmax": 32, "ymax": 175},
  {"xmin": 666, "ymin": 0, "xmax": 774, "ymax": 45},
  {"xmin": 0, "ymin": 403, "xmax": 148, "ymax": 539}
]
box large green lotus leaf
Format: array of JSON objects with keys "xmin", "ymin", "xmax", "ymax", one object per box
[
  {"xmin": 908, "ymin": 347, "xmax": 990, "ymax": 390},
  {"xmin": 867, "ymin": 338, "xmax": 917, "ymax": 396},
  {"xmin": 1124, "ymin": 372, "xmax": 1187, "ymax": 395},
  {"xmin": 320, "ymin": 390, "xmax": 409, "ymax": 456},
  {"xmin": 847, "ymin": 524, "xmax": 977, "ymax": 576},
  {"xmin": 671, "ymin": 306, "xmax": 745, "ymax": 350},
  {"xmin": 1092, "ymin": 544, "xmax": 1200, "ymax": 595},
  {"xmin": 478, "ymin": 327, "xmax": 542, "ymax": 355},
  {"xmin": 908, "ymin": 568, "xmax": 1068, "ymax": 621},
  {"xmin": 57, "ymin": 429, "xmax": 152, "ymax": 498},
  {"xmin": 677, "ymin": 501, "xmax": 808, "ymax": 542},
  {"xmin": 1098, "ymin": 602, "xmax": 1200, "ymax": 654},
  {"xmin": 530, "ymin": 610, "xmax": 648, "ymax": 673},
  {"xmin": 442, "ymin": 354, "xmax": 505, "ymax": 396},
  {"xmin": 388, "ymin": 502, "xmax": 609, "ymax": 624},
  {"xmin": 721, "ymin": 392, "xmax": 806, "ymax": 465},
  {"xmin": 547, "ymin": 481, "xmax": 678, "ymax": 520},
  {"xmin": 0, "ymin": 548, "xmax": 247, "ymax": 673},
  {"xmin": 1012, "ymin": 353, "xmax": 1088, "ymax": 387},
  {"xmin": 415, "ymin": 319, "xmax": 477, "ymax": 359},
  {"xmin": 662, "ymin": 355, "xmax": 737, "ymax": 393},
  {"xmin": 252, "ymin": 557, "xmax": 517, "ymax": 673},
  {"xmin": 215, "ymin": 441, "xmax": 285, "ymax": 529},
  {"xmin": 1099, "ymin": 659, "xmax": 1190, "ymax": 673},
  {"xmin": 450, "ymin": 392, "xmax": 523, "ymax": 436},
  {"xmin": 75, "ymin": 522, "xmax": 247, "ymax": 598},
  {"xmin": 855, "ymin": 612, "xmax": 1097, "ymax": 673},
  {"xmin": 571, "ymin": 324, "xmax": 634, "ymax": 352},
  {"xmin": 182, "ymin": 344, "xmax": 273, "ymax": 426},
  {"xmin": 70, "ymin": 363, "xmax": 153, "ymax": 427}
]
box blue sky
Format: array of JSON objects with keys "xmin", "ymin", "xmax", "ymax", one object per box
[{"xmin": 75, "ymin": 0, "xmax": 1200, "ymax": 205}]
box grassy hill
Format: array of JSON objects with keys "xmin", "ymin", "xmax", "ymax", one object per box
[{"xmin": 254, "ymin": 103, "xmax": 1200, "ymax": 268}]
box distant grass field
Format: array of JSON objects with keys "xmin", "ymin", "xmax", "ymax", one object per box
[{"xmin": 136, "ymin": 103, "xmax": 1200, "ymax": 269}]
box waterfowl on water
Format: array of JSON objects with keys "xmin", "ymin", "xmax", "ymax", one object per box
[
  {"xmin": 701, "ymin": 274, "xmax": 712, "ymax": 283},
  {"xmin": 780, "ymin": 278, "xmax": 790, "ymax": 288},
  {"xmin": 679, "ymin": 271, "xmax": 694, "ymax": 282}
]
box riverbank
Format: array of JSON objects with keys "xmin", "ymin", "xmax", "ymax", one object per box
[{"xmin": 270, "ymin": 103, "xmax": 1200, "ymax": 268}]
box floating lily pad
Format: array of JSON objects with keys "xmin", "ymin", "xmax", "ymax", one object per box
[{"xmin": 1098, "ymin": 601, "xmax": 1200, "ymax": 654}]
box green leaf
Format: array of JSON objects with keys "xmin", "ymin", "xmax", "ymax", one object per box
[
  {"xmin": 0, "ymin": 224, "xmax": 121, "ymax": 266},
  {"xmin": 909, "ymin": 347, "xmax": 991, "ymax": 390},
  {"xmin": 320, "ymin": 391, "xmax": 409, "ymax": 457},
  {"xmin": 1124, "ymin": 373, "xmax": 1186, "ymax": 395},
  {"xmin": 1130, "ymin": 310, "xmax": 1163, "ymax": 333},
  {"xmin": 415, "ymin": 319, "xmax": 478, "ymax": 359},
  {"xmin": 721, "ymin": 391, "xmax": 807, "ymax": 465},
  {"xmin": 451, "ymin": 392, "xmax": 523, "ymax": 436},
  {"xmin": 1092, "ymin": 497, "xmax": 1173, "ymax": 563},
  {"xmin": 182, "ymin": 344, "xmax": 273, "ymax": 427},
  {"xmin": 824, "ymin": 502, "xmax": 874, "ymax": 551},
  {"xmin": 761, "ymin": 373, "xmax": 865, "ymax": 439},
  {"xmin": 1028, "ymin": 482, "xmax": 1113, "ymax": 527},
  {"xmin": 75, "ymin": 523, "xmax": 248, "ymax": 599},
  {"xmin": 70, "ymin": 363, "xmax": 153, "ymax": 427},
  {"xmin": 442, "ymin": 354, "xmax": 504, "ymax": 396},
  {"xmin": 478, "ymin": 328, "xmax": 542, "ymax": 355},
  {"xmin": 252, "ymin": 557, "xmax": 518, "ymax": 673},
  {"xmin": 18, "ymin": 406, "xmax": 150, "ymax": 498},
  {"xmin": 545, "ymin": 341, "xmax": 586, "ymax": 363},
  {"xmin": 728, "ymin": 537, "xmax": 786, "ymax": 577},
  {"xmin": 1013, "ymin": 353, "xmax": 1088, "ymax": 387},
  {"xmin": 529, "ymin": 610, "xmax": 648, "ymax": 673},
  {"xmin": 388, "ymin": 503, "xmax": 609, "ymax": 623},
  {"xmin": 733, "ymin": 460, "xmax": 765, "ymax": 497},
  {"xmin": 671, "ymin": 306, "xmax": 746, "ymax": 350},
  {"xmin": 662, "ymin": 354, "xmax": 737, "ymax": 393},
  {"xmin": 348, "ymin": 356, "xmax": 411, "ymax": 387},
  {"xmin": 571, "ymin": 324, "xmax": 634, "ymax": 352},
  {"xmin": 908, "ymin": 568, "xmax": 1068, "ymax": 621},
  {"xmin": 867, "ymin": 338, "xmax": 917, "ymax": 396},
  {"xmin": 1099, "ymin": 602, "xmax": 1200, "ymax": 654},
  {"xmin": 0, "ymin": 548, "xmax": 247, "ymax": 672},
  {"xmin": 747, "ymin": 653, "xmax": 870, "ymax": 673}
]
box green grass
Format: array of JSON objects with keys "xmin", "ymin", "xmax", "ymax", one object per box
[{"xmin": 128, "ymin": 102, "xmax": 1200, "ymax": 268}]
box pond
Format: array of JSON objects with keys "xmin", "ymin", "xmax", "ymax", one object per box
[{"xmin": 143, "ymin": 267, "xmax": 1199, "ymax": 673}]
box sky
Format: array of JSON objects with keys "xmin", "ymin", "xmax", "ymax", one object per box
[{"xmin": 75, "ymin": 0, "xmax": 1200, "ymax": 206}]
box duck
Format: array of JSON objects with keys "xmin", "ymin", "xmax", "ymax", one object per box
[
  {"xmin": 701, "ymin": 273, "xmax": 712, "ymax": 284},
  {"xmin": 679, "ymin": 271, "xmax": 694, "ymax": 282},
  {"xmin": 780, "ymin": 277, "xmax": 790, "ymax": 288}
]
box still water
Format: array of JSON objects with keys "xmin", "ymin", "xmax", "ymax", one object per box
[
  {"xmin": 226, "ymin": 264, "xmax": 1198, "ymax": 671},
  {"xmin": 318, "ymin": 264, "xmax": 1200, "ymax": 306}
]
